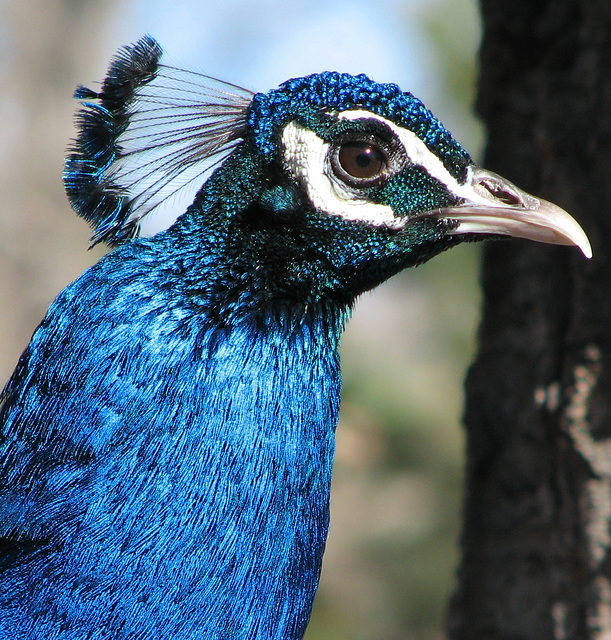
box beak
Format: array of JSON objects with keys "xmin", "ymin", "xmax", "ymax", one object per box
[{"xmin": 434, "ymin": 166, "xmax": 592, "ymax": 259}]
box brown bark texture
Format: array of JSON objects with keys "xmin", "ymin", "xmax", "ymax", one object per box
[{"xmin": 448, "ymin": 1, "xmax": 611, "ymax": 639}]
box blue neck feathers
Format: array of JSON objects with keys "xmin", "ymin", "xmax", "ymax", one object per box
[{"xmin": 0, "ymin": 206, "xmax": 348, "ymax": 638}]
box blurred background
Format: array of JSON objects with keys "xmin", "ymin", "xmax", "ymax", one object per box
[{"xmin": 0, "ymin": 1, "xmax": 483, "ymax": 638}]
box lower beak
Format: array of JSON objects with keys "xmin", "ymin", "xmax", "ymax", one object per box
[{"xmin": 434, "ymin": 166, "xmax": 592, "ymax": 259}]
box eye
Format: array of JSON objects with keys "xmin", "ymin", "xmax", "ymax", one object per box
[{"xmin": 332, "ymin": 140, "xmax": 388, "ymax": 184}]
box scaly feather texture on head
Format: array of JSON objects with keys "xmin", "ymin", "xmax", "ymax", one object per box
[{"xmin": 248, "ymin": 71, "xmax": 471, "ymax": 179}]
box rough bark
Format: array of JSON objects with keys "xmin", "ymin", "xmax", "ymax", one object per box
[{"xmin": 448, "ymin": 1, "xmax": 611, "ymax": 638}]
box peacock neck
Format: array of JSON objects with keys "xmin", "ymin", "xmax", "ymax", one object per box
[
  {"xmin": 1, "ymin": 238, "xmax": 351, "ymax": 639},
  {"xmin": 174, "ymin": 308, "xmax": 345, "ymax": 639},
  {"xmin": 112, "ymin": 296, "xmax": 350, "ymax": 639},
  {"xmin": 116, "ymin": 301, "xmax": 351, "ymax": 638}
]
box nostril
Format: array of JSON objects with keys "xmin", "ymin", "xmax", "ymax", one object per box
[{"xmin": 480, "ymin": 178, "xmax": 524, "ymax": 206}]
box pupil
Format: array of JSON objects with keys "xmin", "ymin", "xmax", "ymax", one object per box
[{"xmin": 356, "ymin": 150, "xmax": 372, "ymax": 168}]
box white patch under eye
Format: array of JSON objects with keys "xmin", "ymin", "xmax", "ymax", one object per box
[{"xmin": 281, "ymin": 121, "xmax": 402, "ymax": 229}]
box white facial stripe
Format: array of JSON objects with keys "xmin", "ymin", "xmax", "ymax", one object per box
[
  {"xmin": 339, "ymin": 110, "xmax": 526, "ymax": 210},
  {"xmin": 336, "ymin": 110, "xmax": 464, "ymax": 192},
  {"xmin": 281, "ymin": 120, "xmax": 402, "ymax": 228}
]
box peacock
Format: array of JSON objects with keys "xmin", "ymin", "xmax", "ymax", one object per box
[{"xmin": 0, "ymin": 36, "xmax": 591, "ymax": 639}]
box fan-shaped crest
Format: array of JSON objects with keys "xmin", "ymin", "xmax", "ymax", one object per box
[{"xmin": 65, "ymin": 35, "xmax": 254, "ymax": 246}]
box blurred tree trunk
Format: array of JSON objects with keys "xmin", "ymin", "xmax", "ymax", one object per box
[
  {"xmin": 448, "ymin": 1, "xmax": 611, "ymax": 638},
  {"xmin": 0, "ymin": 0, "xmax": 118, "ymax": 380}
]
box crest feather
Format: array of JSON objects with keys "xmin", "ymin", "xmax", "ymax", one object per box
[{"xmin": 64, "ymin": 35, "xmax": 254, "ymax": 246}]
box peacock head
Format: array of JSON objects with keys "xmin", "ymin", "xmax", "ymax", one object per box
[{"xmin": 65, "ymin": 36, "xmax": 590, "ymax": 305}]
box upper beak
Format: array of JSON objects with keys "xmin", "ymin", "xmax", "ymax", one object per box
[{"xmin": 434, "ymin": 166, "xmax": 592, "ymax": 259}]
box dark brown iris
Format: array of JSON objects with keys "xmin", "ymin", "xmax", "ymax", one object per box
[{"xmin": 337, "ymin": 141, "xmax": 387, "ymax": 180}]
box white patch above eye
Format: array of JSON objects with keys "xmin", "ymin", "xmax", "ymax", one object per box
[
  {"xmin": 281, "ymin": 120, "xmax": 403, "ymax": 229},
  {"xmin": 337, "ymin": 111, "xmax": 516, "ymax": 209},
  {"xmin": 281, "ymin": 109, "xmax": 501, "ymax": 229},
  {"xmin": 336, "ymin": 110, "xmax": 460, "ymax": 188}
]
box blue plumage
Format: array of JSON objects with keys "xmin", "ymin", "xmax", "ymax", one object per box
[{"xmin": 0, "ymin": 36, "xmax": 590, "ymax": 639}]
